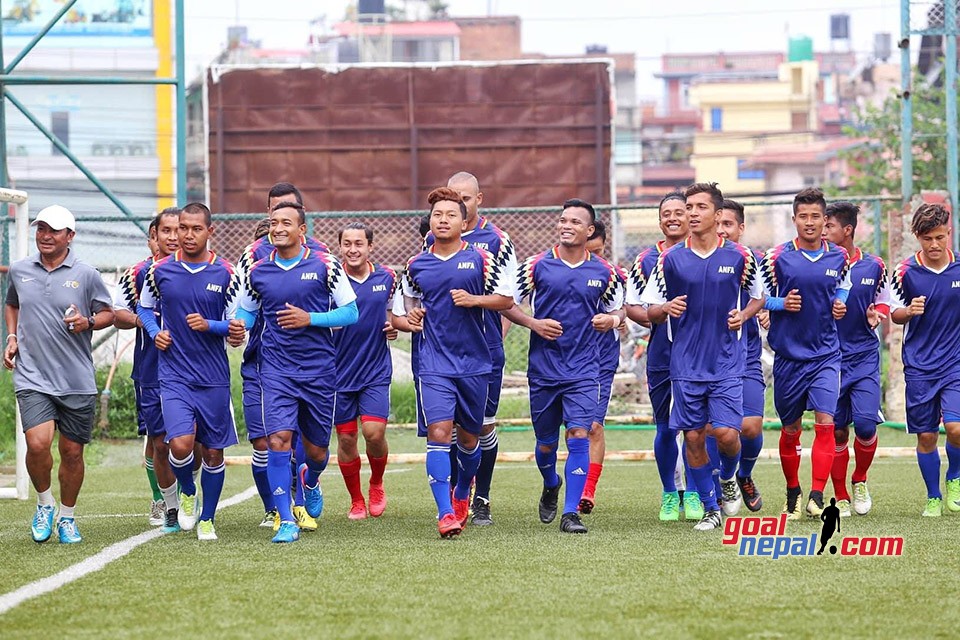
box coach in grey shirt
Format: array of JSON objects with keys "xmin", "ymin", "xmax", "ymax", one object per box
[{"xmin": 3, "ymin": 205, "xmax": 113, "ymax": 544}]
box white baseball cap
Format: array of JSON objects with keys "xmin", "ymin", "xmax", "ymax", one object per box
[{"xmin": 32, "ymin": 205, "xmax": 76, "ymax": 231}]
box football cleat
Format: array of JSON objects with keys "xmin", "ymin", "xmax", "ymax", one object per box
[
  {"xmin": 57, "ymin": 517, "xmax": 82, "ymax": 544},
  {"xmin": 293, "ymin": 506, "xmax": 318, "ymax": 532},
  {"xmin": 693, "ymin": 510, "xmax": 722, "ymax": 531},
  {"xmin": 922, "ymin": 497, "xmax": 943, "ymax": 517},
  {"xmin": 299, "ymin": 464, "xmax": 324, "ymax": 519},
  {"xmin": 836, "ymin": 499, "xmax": 852, "ymax": 518},
  {"xmin": 736, "ymin": 475, "xmax": 763, "ymax": 512},
  {"xmin": 806, "ymin": 491, "xmax": 825, "ymax": 518},
  {"xmin": 852, "ymin": 482, "xmax": 873, "ymax": 515},
  {"xmin": 438, "ymin": 513, "xmax": 462, "ymax": 539},
  {"xmin": 272, "ymin": 521, "xmax": 300, "ymax": 544},
  {"xmin": 259, "ymin": 509, "xmax": 278, "ymax": 528},
  {"xmin": 149, "ymin": 499, "xmax": 165, "ymax": 526},
  {"xmin": 683, "ymin": 491, "xmax": 704, "ymax": 521},
  {"xmin": 177, "ymin": 491, "xmax": 198, "ymax": 531},
  {"xmin": 782, "ymin": 487, "xmax": 803, "ymax": 521},
  {"xmin": 720, "ymin": 477, "xmax": 743, "ymax": 517},
  {"xmin": 368, "ymin": 482, "xmax": 387, "ymax": 517},
  {"xmin": 659, "ymin": 491, "xmax": 680, "ymax": 522},
  {"xmin": 196, "ymin": 519, "xmax": 218, "ymax": 541},
  {"xmin": 453, "ymin": 496, "xmax": 470, "ymax": 528},
  {"xmin": 471, "ymin": 496, "xmax": 493, "ymax": 526},
  {"xmin": 559, "ymin": 512, "xmax": 588, "ymax": 534},
  {"xmin": 348, "ymin": 499, "xmax": 368, "ymax": 521},
  {"xmin": 945, "ymin": 478, "xmax": 960, "ymax": 512},
  {"xmin": 31, "ymin": 504, "xmax": 56, "ymax": 543},
  {"xmin": 538, "ymin": 477, "xmax": 562, "ymax": 524}
]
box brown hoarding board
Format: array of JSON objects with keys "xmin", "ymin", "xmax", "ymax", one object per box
[{"xmin": 206, "ymin": 61, "xmax": 612, "ymax": 215}]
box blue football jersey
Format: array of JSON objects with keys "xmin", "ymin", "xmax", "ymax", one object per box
[
  {"xmin": 517, "ymin": 246, "xmax": 625, "ymax": 383},
  {"xmin": 641, "ymin": 237, "xmax": 762, "ymax": 381},
  {"xmin": 335, "ymin": 262, "xmax": 397, "ymax": 391},
  {"xmin": 139, "ymin": 250, "xmax": 241, "ymax": 387},
  {"xmin": 760, "ymin": 239, "xmax": 852, "ymax": 361},
  {"xmin": 837, "ymin": 248, "xmax": 889, "ymax": 358},
  {"xmin": 626, "ymin": 241, "xmax": 672, "ymax": 373},
  {"xmin": 400, "ymin": 242, "xmax": 512, "ymax": 377},
  {"xmin": 113, "ymin": 256, "xmax": 160, "ymax": 385},
  {"xmin": 240, "ymin": 247, "xmax": 357, "ymax": 379},
  {"xmin": 740, "ymin": 248, "xmax": 765, "ymax": 367},
  {"xmin": 890, "ymin": 251, "xmax": 960, "ymax": 380},
  {"xmin": 426, "ymin": 216, "xmax": 518, "ymax": 349}
]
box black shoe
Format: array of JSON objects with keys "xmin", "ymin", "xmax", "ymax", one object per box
[
  {"xmin": 471, "ymin": 497, "xmax": 493, "ymax": 526},
  {"xmin": 559, "ymin": 512, "xmax": 587, "ymax": 534},
  {"xmin": 736, "ymin": 475, "xmax": 763, "ymax": 512},
  {"xmin": 539, "ymin": 477, "xmax": 563, "ymax": 524},
  {"xmin": 163, "ymin": 508, "xmax": 180, "ymax": 532}
]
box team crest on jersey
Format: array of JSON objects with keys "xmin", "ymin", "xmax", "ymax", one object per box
[
  {"xmin": 206, "ymin": 283, "xmax": 223, "ymax": 293},
  {"xmin": 301, "ymin": 272, "xmax": 318, "ymax": 280}
]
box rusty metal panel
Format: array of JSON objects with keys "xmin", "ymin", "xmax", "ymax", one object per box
[{"xmin": 205, "ymin": 61, "xmax": 612, "ymax": 214}]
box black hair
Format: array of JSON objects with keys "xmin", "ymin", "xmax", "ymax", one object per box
[
  {"xmin": 793, "ymin": 187, "xmax": 826, "ymax": 216},
  {"xmin": 151, "ymin": 206, "xmax": 180, "ymax": 234},
  {"xmin": 588, "ymin": 218, "xmax": 607, "ymax": 243},
  {"xmin": 267, "ymin": 182, "xmax": 303, "ymax": 207},
  {"xmin": 253, "ymin": 217, "xmax": 271, "ymax": 240},
  {"xmin": 181, "ymin": 202, "xmax": 212, "ymax": 226},
  {"xmin": 720, "ymin": 199, "xmax": 745, "ymax": 224},
  {"xmin": 824, "ymin": 201, "xmax": 859, "ymax": 234},
  {"xmin": 685, "ymin": 182, "xmax": 724, "ymax": 210},
  {"xmin": 562, "ymin": 198, "xmax": 596, "ymax": 224},
  {"xmin": 659, "ymin": 190, "xmax": 686, "ymax": 212},
  {"xmin": 339, "ymin": 221, "xmax": 374, "ymax": 244},
  {"xmin": 912, "ymin": 203, "xmax": 951, "ymax": 236},
  {"xmin": 418, "ymin": 215, "xmax": 431, "ymax": 238},
  {"xmin": 270, "ymin": 200, "xmax": 306, "ymax": 225}
]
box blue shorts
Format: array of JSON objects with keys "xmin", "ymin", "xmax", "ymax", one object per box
[
  {"xmin": 160, "ymin": 381, "xmax": 238, "ymax": 450},
  {"xmin": 135, "ymin": 384, "xmax": 164, "ymax": 438},
  {"xmin": 773, "ymin": 353, "xmax": 840, "ymax": 426},
  {"xmin": 670, "ymin": 377, "xmax": 742, "ymax": 432},
  {"xmin": 485, "ymin": 343, "xmax": 506, "ymax": 423},
  {"xmin": 335, "ymin": 384, "xmax": 390, "ymax": 432},
  {"xmin": 836, "ymin": 349, "xmax": 883, "ymax": 429},
  {"xmin": 418, "ymin": 374, "xmax": 488, "ymax": 435},
  {"xmin": 241, "ymin": 370, "xmax": 266, "ymax": 441},
  {"xmin": 742, "ymin": 362, "xmax": 766, "ymax": 419},
  {"xmin": 261, "ymin": 373, "xmax": 336, "ymax": 448},
  {"xmin": 596, "ymin": 365, "xmax": 616, "ymax": 425},
  {"xmin": 648, "ymin": 369, "xmax": 672, "ymax": 429},
  {"xmin": 529, "ymin": 378, "xmax": 598, "ymax": 444},
  {"xmin": 906, "ymin": 374, "xmax": 960, "ymax": 434}
]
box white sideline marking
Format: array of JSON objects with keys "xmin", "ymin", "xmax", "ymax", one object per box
[{"xmin": 0, "ymin": 486, "xmax": 258, "ymax": 616}]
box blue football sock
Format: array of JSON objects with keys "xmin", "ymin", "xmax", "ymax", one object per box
[
  {"xmin": 654, "ymin": 425, "xmax": 679, "ymax": 492},
  {"xmin": 719, "ymin": 444, "xmax": 740, "ymax": 481},
  {"xmin": 474, "ymin": 428, "xmax": 498, "ymax": 501},
  {"xmin": 706, "ymin": 435, "xmax": 722, "ymax": 497},
  {"xmin": 304, "ymin": 450, "xmax": 328, "ymax": 488},
  {"xmin": 168, "ymin": 450, "xmax": 196, "ymax": 495},
  {"xmin": 917, "ymin": 449, "xmax": 942, "ymax": 499},
  {"xmin": 293, "ymin": 437, "xmax": 306, "ymax": 507},
  {"xmin": 946, "ymin": 443, "xmax": 960, "ymax": 482},
  {"xmin": 267, "ymin": 449, "xmax": 294, "ymax": 523},
  {"xmin": 689, "ymin": 462, "xmax": 719, "ymax": 511},
  {"xmin": 563, "ymin": 437, "xmax": 590, "ymax": 515},
  {"xmin": 426, "ymin": 441, "xmax": 453, "ymax": 517},
  {"xmin": 199, "ymin": 461, "xmax": 225, "ymax": 522},
  {"xmin": 453, "ymin": 442, "xmax": 481, "ymax": 501},
  {"xmin": 738, "ymin": 434, "xmax": 763, "ymax": 478},
  {"xmin": 251, "ymin": 449, "xmax": 273, "ymax": 512},
  {"xmin": 534, "ymin": 440, "xmax": 560, "ymax": 488}
]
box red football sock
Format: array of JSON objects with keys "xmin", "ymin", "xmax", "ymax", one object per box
[
  {"xmin": 810, "ymin": 424, "xmax": 836, "ymax": 493},
  {"xmin": 583, "ymin": 463, "xmax": 603, "ymax": 496},
  {"xmin": 851, "ymin": 434, "xmax": 877, "ymax": 484},
  {"xmin": 831, "ymin": 442, "xmax": 851, "ymax": 501},
  {"xmin": 338, "ymin": 457, "xmax": 364, "ymax": 502},
  {"xmin": 779, "ymin": 428, "xmax": 802, "ymax": 489},
  {"xmin": 367, "ymin": 453, "xmax": 388, "ymax": 486}
]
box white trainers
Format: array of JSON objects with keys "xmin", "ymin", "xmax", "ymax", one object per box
[
  {"xmin": 149, "ymin": 499, "xmax": 165, "ymax": 526},
  {"xmin": 693, "ymin": 510, "xmax": 722, "ymax": 531},
  {"xmin": 178, "ymin": 492, "xmax": 199, "ymax": 531},
  {"xmin": 836, "ymin": 499, "xmax": 852, "ymax": 518},
  {"xmin": 720, "ymin": 477, "xmax": 743, "ymax": 517},
  {"xmin": 852, "ymin": 482, "xmax": 872, "ymax": 515},
  {"xmin": 196, "ymin": 519, "xmax": 218, "ymax": 541}
]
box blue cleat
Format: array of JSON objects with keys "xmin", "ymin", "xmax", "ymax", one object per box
[
  {"xmin": 57, "ymin": 517, "xmax": 82, "ymax": 544},
  {"xmin": 299, "ymin": 463, "xmax": 324, "ymax": 518},
  {"xmin": 271, "ymin": 520, "xmax": 300, "ymax": 544},
  {"xmin": 31, "ymin": 504, "xmax": 56, "ymax": 543}
]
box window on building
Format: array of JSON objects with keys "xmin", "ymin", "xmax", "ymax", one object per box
[
  {"xmin": 51, "ymin": 111, "xmax": 69, "ymax": 156},
  {"xmin": 791, "ymin": 67, "xmax": 803, "ymax": 94},
  {"xmin": 737, "ymin": 159, "xmax": 765, "ymax": 180},
  {"xmin": 791, "ymin": 111, "xmax": 808, "ymax": 131},
  {"xmin": 710, "ymin": 107, "xmax": 722, "ymax": 132}
]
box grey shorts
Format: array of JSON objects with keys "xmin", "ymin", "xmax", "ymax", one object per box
[{"xmin": 17, "ymin": 390, "xmax": 96, "ymax": 445}]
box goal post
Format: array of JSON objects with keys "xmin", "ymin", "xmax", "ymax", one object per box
[{"xmin": 0, "ymin": 187, "xmax": 29, "ymax": 500}]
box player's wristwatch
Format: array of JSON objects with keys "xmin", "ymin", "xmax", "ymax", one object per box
[{"xmin": 87, "ymin": 315, "xmax": 96, "ymax": 331}]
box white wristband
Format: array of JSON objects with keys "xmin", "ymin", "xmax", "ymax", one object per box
[{"xmin": 6, "ymin": 333, "xmax": 16, "ymax": 341}]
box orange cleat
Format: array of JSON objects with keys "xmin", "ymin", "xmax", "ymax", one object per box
[
  {"xmin": 579, "ymin": 485, "xmax": 596, "ymax": 514},
  {"xmin": 368, "ymin": 482, "xmax": 387, "ymax": 517},
  {"xmin": 438, "ymin": 513, "xmax": 462, "ymax": 539},
  {"xmin": 453, "ymin": 497, "xmax": 471, "ymax": 528},
  {"xmin": 348, "ymin": 499, "xmax": 367, "ymax": 520}
]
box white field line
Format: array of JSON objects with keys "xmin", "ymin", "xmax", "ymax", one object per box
[{"xmin": 0, "ymin": 485, "xmax": 259, "ymax": 616}]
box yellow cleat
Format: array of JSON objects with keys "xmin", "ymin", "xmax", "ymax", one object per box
[{"xmin": 293, "ymin": 506, "xmax": 318, "ymax": 532}]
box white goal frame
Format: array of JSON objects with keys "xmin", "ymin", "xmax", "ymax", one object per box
[{"xmin": 0, "ymin": 187, "xmax": 29, "ymax": 499}]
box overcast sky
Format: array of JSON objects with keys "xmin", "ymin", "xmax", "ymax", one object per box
[{"xmin": 186, "ymin": 0, "xmax": 903, "ymax": 97}]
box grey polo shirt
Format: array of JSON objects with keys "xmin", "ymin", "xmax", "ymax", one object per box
[{"xmin": 5, "ymin": 249, "xmax": 112, "ymax": 395}]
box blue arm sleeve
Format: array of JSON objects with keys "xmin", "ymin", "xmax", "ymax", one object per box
[
  {"xmin": 309, "ymin": 301, "xmax": 359, "ymax": 328},
  {"xmin": 136, "ymin": 304, "xmax": 161, "ymax": 339},
  {"xmin": 206, "ymin": 319, "xmax": 230, "ymax": 336},
  {"xmin": 236, "ymin": 307, "xmax": 258, "ymax": 330},
  {"xmin": 764, "ymin": 297, "xmax": 785, "ymax": 311},
  {"xmin": 835, "ymin": 288, "xmax": 850, "ymax": 304}
]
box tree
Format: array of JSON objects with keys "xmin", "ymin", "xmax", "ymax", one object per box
[{"xmin": 837, "ymin": 77, "xmax": 950, "ymax": 196}]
